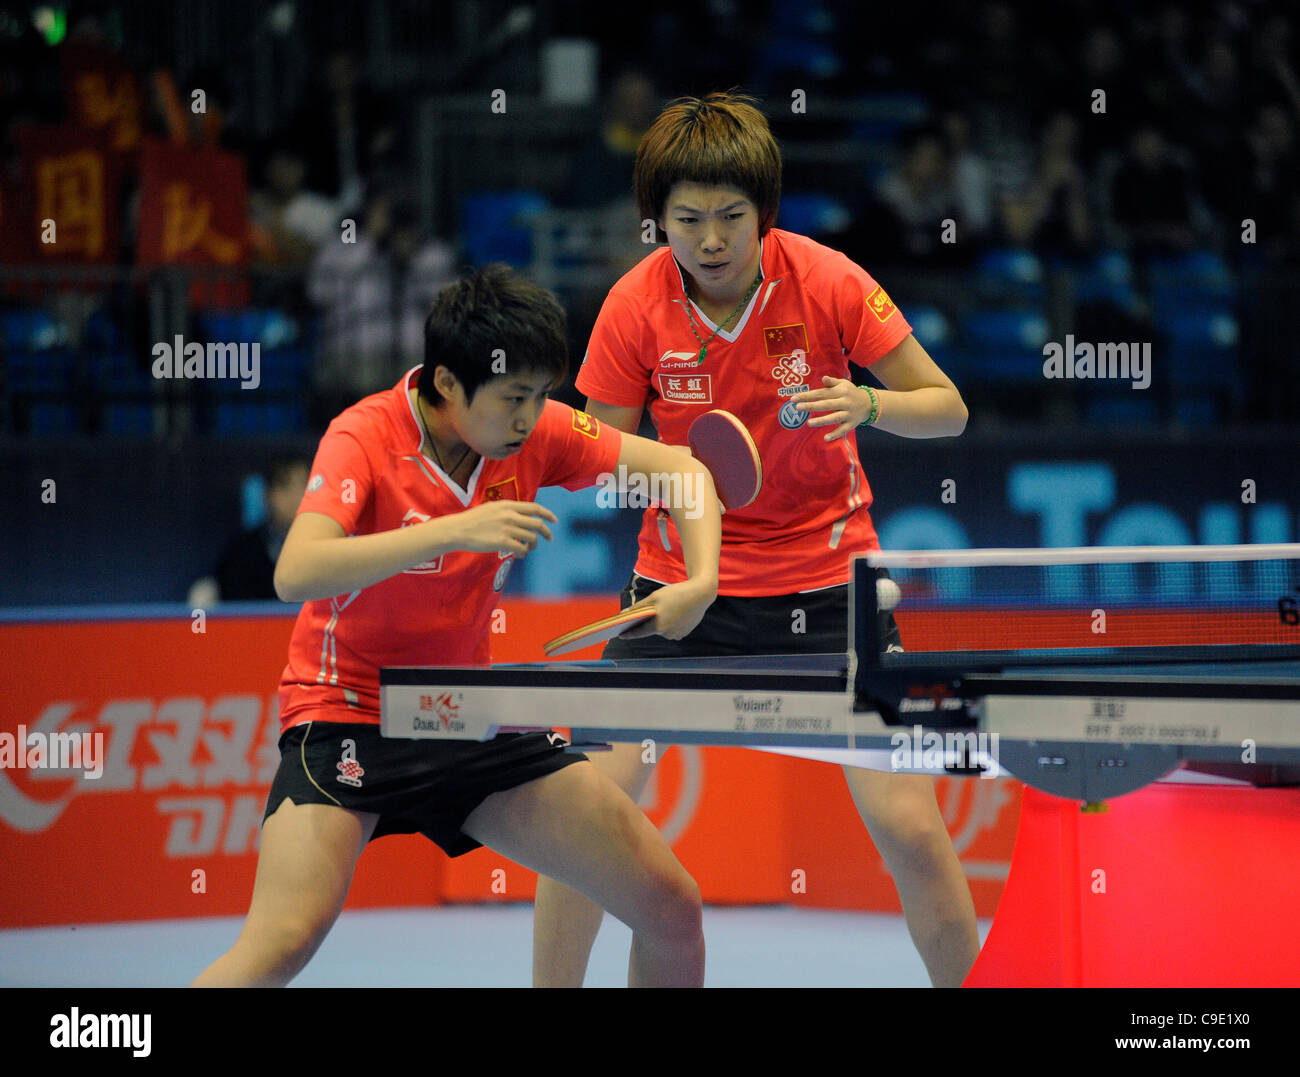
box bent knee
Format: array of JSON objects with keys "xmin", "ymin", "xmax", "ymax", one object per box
[
  {"xmin": 239, "ymin": 915, "xmax": 334, "ymax": 978},
  {"xmin": 641, "ymin": 862, "xmax": 703, "ymax": 940},
  {"xmin": 875, "ymin": 812, "xmax": 957, "ymax": 868}
]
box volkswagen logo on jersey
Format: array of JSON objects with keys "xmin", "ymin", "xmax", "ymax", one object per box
[
  {"xmin": 494, "ymin": 553, "xmax": 514, "ymax": 592},
  {"xmin": 778, "ymin": 398, "xmax": 808, "ymax": 429}
]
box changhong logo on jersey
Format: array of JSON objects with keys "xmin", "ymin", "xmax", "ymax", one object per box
[{"xmin": 657, "ymin": 372, "xmax": 712, "ymax": 403}]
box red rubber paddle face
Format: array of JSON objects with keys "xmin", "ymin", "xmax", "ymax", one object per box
[
  {"xmin": 688, "ymin": 410, "xmax": 763, "ymax": 510},
  {"xmin": 543, "ymin": 606, "xmax": 657, "ymax": 656}
]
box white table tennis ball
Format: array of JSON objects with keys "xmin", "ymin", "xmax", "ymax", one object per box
[{"xmin": 875, "ymin": 577, "xmax": 902, "ymax": 611}]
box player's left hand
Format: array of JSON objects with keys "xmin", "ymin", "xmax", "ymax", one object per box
[
  {"xmin": 793, "ymin": 376, "xmax": 875, "ymax": 441},
  {"xmin": 620, "ymin": 579, "xmax": 716, "ymax": 641}
]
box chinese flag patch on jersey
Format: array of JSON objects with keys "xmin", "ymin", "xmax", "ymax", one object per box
[
  {"xmin": 866, "ymin": 286, "xmax": 897, "ymax": 323},
  {"xmin": 763, "ymin": 323, "xmax": 808, "ymax": 356},
  {"xmin": 484, "ymin": 477, "xmax": 519, "ymax": 501},
  {"xmin": 572, "ymin": 410, "xmax": 600, "ymax": 439}
]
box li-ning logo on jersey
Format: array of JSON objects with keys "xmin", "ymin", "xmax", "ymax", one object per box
[
  {"xmin": 658, "ymin": 349, "xmax": 700, "ymax": 369},
  {"xmin": 400, "ymin": 509, "xmax": 444, "ymax": 574},
  {"xmin": 336, "ymin": 738, "xmax": 365, "ymax": 787}
]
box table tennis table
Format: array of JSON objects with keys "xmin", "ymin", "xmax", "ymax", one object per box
[
  {"xmin": 381, "ymin": 555, "xmax": 1300, "ymax": 803},
  {"xmin": 381, "ymin": 550, "xmax": 1300, "ymax": 985}
]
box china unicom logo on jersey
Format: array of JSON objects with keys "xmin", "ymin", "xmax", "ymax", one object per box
[{"xmin": 336, "ymin": 738, "xmax": 365, "ymax": 787}]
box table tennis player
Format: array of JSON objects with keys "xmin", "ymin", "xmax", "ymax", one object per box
[
  {"xmin": 192, "ymin": 264, "xmax": 721, "ymax": 987},
  {"xmin": 532, "ymin": 91, "xmax": 979, "ymax": 987}
]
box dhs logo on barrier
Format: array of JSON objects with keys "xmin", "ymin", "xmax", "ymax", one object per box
[{"xmin": 779, "ymin": 399, "xmax": 808, "ymax": 429}]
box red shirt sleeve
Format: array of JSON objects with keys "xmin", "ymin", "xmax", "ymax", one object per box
[
  {"xmin": 574, "ymin": 287, "xmax": 654, "ymax": 407},
  {"xmin": 534, "ymin": 399, "xmax": 623, "ymax": 490},
  {"xmin": 296, "ymin": 418, "xmax": 377, "ymax": 533},
  {"xmin": 814, "ymin": 249, "xmax": 913, "ymax": 367}
]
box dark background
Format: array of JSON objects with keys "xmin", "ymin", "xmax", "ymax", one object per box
[{"xmin": 1, "ymin": 0, "xmax": 1297, "ymax": 605}]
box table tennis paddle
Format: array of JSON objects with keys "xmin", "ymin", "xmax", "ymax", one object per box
[
  {"xmin": 543, "ymin": 606, "xmax": 657, "ymax": 657},
  {"xmin": 688, "ymin": 409, "xmax": 762, "ymax": 510}
]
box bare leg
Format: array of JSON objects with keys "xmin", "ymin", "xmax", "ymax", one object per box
[
  {"xmin": 530, "ymin": 741, "xmax": 660, "ymax": 986},
  {"xmin": 469, "ymin": 754, "xmax": 701, "ymax": 987},
  {"xmin": 191, "ymin": 798, "xmax": 379, "ymax": 987},
  {"xmin": 842, "ymin": 767, "xmax": 980, "ymax": 987}
]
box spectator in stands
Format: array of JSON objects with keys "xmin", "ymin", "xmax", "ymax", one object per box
[
  {"xmin": 307, "ymin": 190, "xmax": 456, "ymax": 414},
  {"xmin": 1243, "ymin": 104, "xmax": 1298, "ymax": 249},
  {"xmin": 868, "ymin": 126, "xmax": 966, "ymax": 264},
  {"xmin": 938, "ymin": 109, "xmax": 995, "ymax": 242},
  {"xmin": 559, "ymin": 70, "xmax": 657, "ymax": 210},
  {"xmin": 1001, "ymin": 111, "xmax": 1093, "ymax": 258},
  {"xmin": 285, "ymin": 48, "xmax": 401, "ymax": 208},
  {"xmin": 1185, "ymin": 40, "xmax": 1245, "ymax": 222},
  {"xmin": 1105, "ymin": 125, "xmax": 1202, "ymax": 259},
  {"xmin": 249, "ymin": 147, "xmax": 342, "ymax": 269},
  {"xmin": 1074, "ymin": 24, "xmax": 1143, "ymax": 162},
  {"xmin": 188, "ymin": 457, "xmax": 310, "ymax": 606}
]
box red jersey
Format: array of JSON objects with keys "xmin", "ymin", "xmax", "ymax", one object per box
[
  {"xmin": 576, "ymin": 229, "xmax": 911, "ymax": 595},
  {"xmin": 277, "ymin": 368, "xmax": 621, "ymax": 731}
]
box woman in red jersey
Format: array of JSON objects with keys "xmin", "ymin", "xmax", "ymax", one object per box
[
  {"xmin": 533, "ymin": 93, "xmax": 980, "ymax": 987},
  {"xmin": 193, "ymin": 265, "xmax": 721, "ymax": 987}
]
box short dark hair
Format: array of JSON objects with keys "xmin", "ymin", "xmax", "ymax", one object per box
[
  {"xmin": 419, "ymin": 264, "xmax": 569, "ymax": 406},
  {"xmin": 635, "ymin": 91, "xmax": 782, "ymax": 244}
]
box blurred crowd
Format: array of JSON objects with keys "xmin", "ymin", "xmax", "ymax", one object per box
[{"xmin": 0, "ymin": 0, "xmax": 1297, "ymax": 428}]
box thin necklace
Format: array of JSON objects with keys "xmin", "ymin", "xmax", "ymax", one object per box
[
  {"xmin": 684, "ymin": 270, "xmax": 762, "ymax": 364},
  {"xmin": 416, "ymin": 397, "xmax": 473, "ymax": 478}
]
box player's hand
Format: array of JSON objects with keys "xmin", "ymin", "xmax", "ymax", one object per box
[
  {"xmin": 620, "ymin": 579, "xmax": 716, "ymax": 641},
  {"xmin": 445, "ymin": 500, "xmax": 557, "ymax": 557},
  {"xmin": 793, "ymin": 376, "xmax": 876, "ymax": 441}
]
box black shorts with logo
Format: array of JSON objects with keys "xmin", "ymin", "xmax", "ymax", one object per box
[
  {"xmin": 600, "ymin": 573, "xmax": 902, "ymax": 659},
  {"xmin": 263, "ymin": 720, "xmax": 586, "ymax": 857}
]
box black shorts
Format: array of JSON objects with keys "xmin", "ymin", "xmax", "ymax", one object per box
[
  {"xmin": 264, "ymin": 720, "xmax": 586, "ymax": 857},
  {"xmin": 600, "ymin": 573, "xmax": 902, "ymax": 659}
]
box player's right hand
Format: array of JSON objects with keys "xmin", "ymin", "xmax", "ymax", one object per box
[{"xmin": 446, "ymin": 500, "xmax": 557, "ymax": 557}]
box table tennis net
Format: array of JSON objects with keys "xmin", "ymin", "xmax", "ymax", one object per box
[{"xmin": 858, "ymin": 544, "xmax": 1300, "ymax": 664}]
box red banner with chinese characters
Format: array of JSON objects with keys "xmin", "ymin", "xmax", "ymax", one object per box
[
  {"xmin": 60, "ymin": 40, "xmax": 144, "ymax": 156},
  {"xmin": 14, "ymin": 125, "xmax": 121, "ymax": 266},
  {"xmin": 136, "ymin": 137, "xmax": 249, "ymax": 307},
  {"xmin": 0, "ymin": 177, "xmax": 34, "ymax": 266},
  {"xmin": 0, "ymin": 600, "xmax": 1019, "ymax": 928}
]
